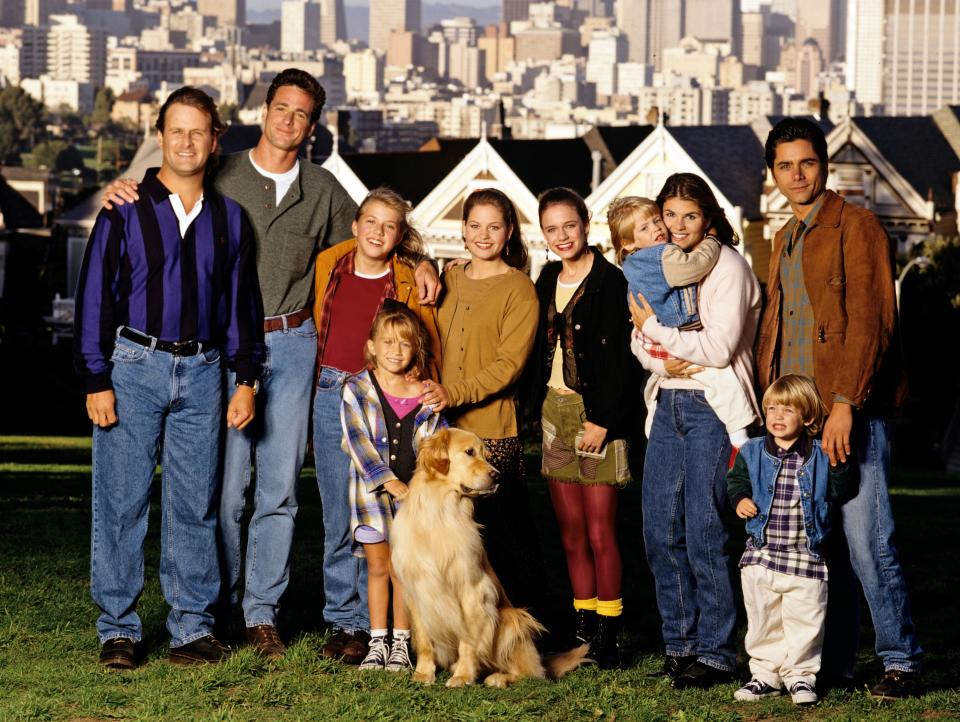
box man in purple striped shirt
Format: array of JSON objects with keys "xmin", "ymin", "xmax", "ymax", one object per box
[{"xmin": 74, "ymin": 87, "xmax": 265, "ymax": 670}]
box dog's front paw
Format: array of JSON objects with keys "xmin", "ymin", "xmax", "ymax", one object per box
[
  {"xmin": 483, "ymin": 673, "xmax": 512, "ymax": 688},
  {"xmin": 412, "ymin": 670, "xmax": 436, "ymax": 685},
  {"xmin": 446, "ymin": 675, "xmax": 474, "ymax": 688}
]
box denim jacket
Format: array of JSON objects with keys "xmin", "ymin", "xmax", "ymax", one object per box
[
  {"xmin": 726, "ymin": 435, "xmax": 856, "ymax": 556},
  {"xmin": 621, "ymin": 237, "xmax": 720, "ymax": 330}
]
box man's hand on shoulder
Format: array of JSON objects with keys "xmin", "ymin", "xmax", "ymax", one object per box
[
  {"xmin": 227, "ymin": 386, "xmax": 256, "ymax": 430},
  {"xmin": 86, "ymin": 390, "xmax": 118, "ymax": 428},
  {"xmin": 414, "ymin": 258, "xmax": 441, "ymax": 305},
  {"xmin": 823, "ymin": 401, "xmax": 853, "ymax": 466},
  {"xmin": 101, "ymin": 178, "xmax": 140, "ymax": 210}
]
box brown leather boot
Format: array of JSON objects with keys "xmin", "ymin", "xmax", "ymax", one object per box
[{"xmin": 245, "ymin": 624, "xmax": 286, "ymax": 660}]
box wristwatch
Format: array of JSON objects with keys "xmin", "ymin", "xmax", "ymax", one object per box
[{"xmin": 236, "ymin": 379, "xmax": 260, "ymax": 395}]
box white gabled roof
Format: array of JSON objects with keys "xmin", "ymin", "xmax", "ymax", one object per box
[{"xmin": 321, "ymin": 135, "xmax": 369, "ymax": 205}]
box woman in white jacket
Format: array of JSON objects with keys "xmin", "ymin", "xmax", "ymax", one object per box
[{"xmin": 629, "ymin": 173, "xmax": 762, "ymax": 689}]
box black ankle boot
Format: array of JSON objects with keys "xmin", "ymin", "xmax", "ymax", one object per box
[
  {"xmin": 589, "ymin": 615, "xmax": 622, "ymax": 669},
  {"xmin": 573, "ymin": 609, "xmax": 598, "ymax": 646}
]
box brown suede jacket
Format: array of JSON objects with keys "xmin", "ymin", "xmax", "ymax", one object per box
[{"xmin": 755, "ymin": 190, "xmax": 908, "ymax": 413}]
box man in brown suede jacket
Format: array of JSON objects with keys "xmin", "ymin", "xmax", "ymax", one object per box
[{"xmin": 755, "ymin": 118, "xmax": 922, "ymax": 700}]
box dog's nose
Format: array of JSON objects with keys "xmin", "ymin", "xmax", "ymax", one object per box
[{"xmin": 489, "ymin": 465, "xmax": 500, "ymax": 480}]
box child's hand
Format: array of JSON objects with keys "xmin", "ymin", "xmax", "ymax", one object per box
[
  {"xmin": 736, "ymin": 498, "xmax": 758, "ymax": 519},
  {"xmin": 384, "ymin": 480, "xmax": 409, "ymax": 499}
]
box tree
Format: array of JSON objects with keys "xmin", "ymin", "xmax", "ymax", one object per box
[
  {"xmin": 89, "ymin": 87, "xmax": 115, "ymax": 127},
  {"xmin": 0, "ymin": 86, "xmax": 45, "ymax": 158},
  {"xmin": 218, "ymin": 102, "xmax": 238, "ymax": 125}
]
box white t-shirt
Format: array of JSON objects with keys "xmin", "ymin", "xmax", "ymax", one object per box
[{"xmin": 249, "ymin": 151, "xmax": 300, "ymax": 206}]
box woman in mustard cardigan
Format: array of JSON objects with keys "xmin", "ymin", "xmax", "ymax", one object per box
[{"xmin": 421, "ymin": 187, "xmax": 545, "ymax": 616}]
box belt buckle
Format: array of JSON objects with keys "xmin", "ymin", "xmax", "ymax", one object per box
[{"xmin": 170, "ymin": 340, "xmax": 197, "ymax": 355}]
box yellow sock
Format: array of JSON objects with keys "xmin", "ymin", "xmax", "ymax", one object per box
[
  {"xmin": 596, "ymin": 598, "xmax": 623, "ymax": 617},
  {"xmin": 573, "ymin": 597, "xmax": 598, "ymax": 612}
]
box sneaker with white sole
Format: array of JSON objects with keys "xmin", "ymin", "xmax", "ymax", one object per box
[
  {"xmin": 359, "ymin": 636, "xmax": 388, "ymax": 670},
  {"xmin": 734, "ymin": 678, "xmax": 782, "ymax": 701},
  {"xmin": 789, "ymin": 680, "xmax": 818, "ymax": 705},
  {"xmin": 385, "ymin": 636, "xmax": 413, "ymax": 671}
]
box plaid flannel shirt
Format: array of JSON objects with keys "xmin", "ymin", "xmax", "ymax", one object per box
[
  {"xmin": 740, "ymin": 437, "xmax": 828, "ymax": 581},
  {"xmin": 777, "ymin": 199, "xmax": 822, "ymax": 380},
  {"xmin": 341, "ymin": 369, "xmax": 446, "ymax": 555}
]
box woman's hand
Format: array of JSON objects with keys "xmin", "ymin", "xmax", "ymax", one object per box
[
  {"xmin": 579, "ymin": 421, "xmax": 608, "ymax": 454},
  {"xmin": 662, "ymin": 358, "xmax": 705, "ymax": 378},
  {"xmin": 421, "ymin": 380, "xmax": 449, "ymax": 412},
  {"xmin": 384, "ymin": 479, "xmax": 409, "ymax": 499},
  {"xmin": 735, "ymin": 498, "xmax": 758, "ymax": 520},
  {"xmin": 628, "ymin": 292, "xmax": 656, "ymax": 331}
]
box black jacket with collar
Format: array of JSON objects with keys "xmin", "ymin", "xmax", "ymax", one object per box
[{"xmin": 522, "ymin": 247, "xmax": 642, "ymax": 441}]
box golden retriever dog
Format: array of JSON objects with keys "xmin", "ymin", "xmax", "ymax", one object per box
[{"xmin": 391, "ymin": 428, "xmax": 590, "ymax": 688}]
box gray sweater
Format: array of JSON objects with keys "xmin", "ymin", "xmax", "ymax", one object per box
[{"xmin": 214, "ymin": 152, "xmax": 357, "ymax": 317}]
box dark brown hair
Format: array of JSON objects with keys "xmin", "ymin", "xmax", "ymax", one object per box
[
  {"xmin": 462, "ymin": 188, "xmax": 528, "ymax": 270},
  {"xmin": 266, "ymin": 68, "xmax": 326, "ymax": 125},
  {"xmin": 538, "ymin": 186, "xmax": 589, "ymax": 227},
  {"xmin": 764, "ymin": 117, "xmax": 828, "ymax": 176},
  {"xmin": 155, "ymin": 86, "xmax": 226, "ymax": 136},
  {"xmin": 656, "ymin": 173, "xmax": 739, "ymax": 247}
]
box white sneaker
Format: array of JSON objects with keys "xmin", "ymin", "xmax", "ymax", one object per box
[
  {"xmin": 789, "ymin": 680, "xmax": 818, "ymax": 705},
  {"xmin": 359, "ymin": 636, "xmax": 388, "ymax": 670},
  {"xmin": 734, "ymin": 678, "xmax": 782, "ymax": 701},
  {"xmin": 385, "ymin": 636, "xmax": 413, "ymax": 671}
]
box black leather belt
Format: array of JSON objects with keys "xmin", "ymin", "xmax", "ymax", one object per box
[{"xmin": 120, "ymin": 327, "xmax": 202, "ymax": 356}]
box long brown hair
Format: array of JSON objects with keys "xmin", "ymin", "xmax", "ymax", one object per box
[
  {"xmin": 462, "ymin": 188, "xmax": 528, "ymax": 270},
  {"xmin": 356, "ymin": 187, "xmax": 424, "ymax": 267},
  {"xmin": 656, "ymin": 173, "xmax": 739, "ymax": 247}
]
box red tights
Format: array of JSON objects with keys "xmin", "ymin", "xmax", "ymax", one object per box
[{"xmin": 547, "ymin": 479, "xmax": 622, "ymax": 601}]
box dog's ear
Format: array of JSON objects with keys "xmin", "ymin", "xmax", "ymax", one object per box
[{"xmin": 418, "ymin": 428, "xmax": 451, "ymax": 476}]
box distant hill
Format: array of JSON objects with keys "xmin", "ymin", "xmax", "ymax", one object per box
[{"xmin": 247, "ymin": 3, "xmax": 501, "ymax": 44}]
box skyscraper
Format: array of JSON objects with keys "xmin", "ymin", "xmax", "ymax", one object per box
[
  {"xmin": 503, "ymin": 0, "xmax": 530, "ymax": 26},
  {"xmin": 319, "ymin": 0, "xmax": 347, "ymax": 46},
  {"xmin": 795, "ymin": 0, "xmax": 843, "ymax": 63},
  {"xmin": 616, "ymin": 0, "xmax": 681, "ymax": 69},
  {"xmin": 198, "ymin": 0, "xmax": 245, "ymax": 28},
  {"xmin": 369, "ymin": 0, "xmax": 421, "ymax": 53},
  {"xmin": 281, "ymin": 0, "xmax": 320, "ymax": 55},
  {"xmin": 881, "ymin": 0, "xmax": 960, "ymax": 115},
  {"xmin": 685, "ymin": 0, "xmax": 741, "ymax": 57},
  {"xmin": 845, "ymin": 0, "xmax": 883, "ymax": 106}
]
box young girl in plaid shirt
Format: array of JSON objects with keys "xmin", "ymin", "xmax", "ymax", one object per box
[
  {"xmin": 727, "ymin": 374, "xmax": 855, "ymax": 705},
  {"xmin": 340, "ymin": 304, "xmax": 446, "ymax": 671}
]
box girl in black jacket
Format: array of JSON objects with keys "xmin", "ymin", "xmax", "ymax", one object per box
[{"xmin": 526, "ymin": 187, "xmax": 640, "ymax": 668}]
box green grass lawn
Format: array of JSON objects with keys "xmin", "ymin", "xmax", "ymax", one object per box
[{"xmin": 1, "ymin": 435, "xmax": 958, "ymax": 721}]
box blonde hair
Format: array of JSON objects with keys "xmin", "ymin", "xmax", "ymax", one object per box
[
  {"xmin": 761, "ymin": 374, "xmax": 828, "ymax": 437},
  {"xmin": 606, "ymin": 196, "xmax": 661, "ymax": 264},
  {"xmin": 356, "ymin": 187, "xmax": 424, "ymax": 267},
  {"xmin": 364, "ymin": 303, "xmax": 431, "ymax": 380}
]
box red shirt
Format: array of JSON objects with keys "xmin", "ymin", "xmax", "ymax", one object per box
[{"xmin": 320, "ymin": 271, "xmax": 391, "ymax": 373}]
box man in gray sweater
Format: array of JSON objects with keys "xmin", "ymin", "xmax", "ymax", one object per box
[{"xmin": 104, "ymin": 71, "xmax": 439, "ymax": 662}]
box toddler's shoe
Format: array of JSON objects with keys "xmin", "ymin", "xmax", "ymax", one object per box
[
  {"xmin": 734, "ymin": 678, "xmax": 782, "ymax": 701},
  {"xmin": 359, "ymin": 636, "xmax": 388, "ymax": 670},
  {"xmin": 789, "ymin": 680, "xmax": 818, "ymax": 705}
]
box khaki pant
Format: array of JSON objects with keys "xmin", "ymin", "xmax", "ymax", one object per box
[{"xmin": 741, "ymin": 564, "xmax": 827, "ymax": 688}]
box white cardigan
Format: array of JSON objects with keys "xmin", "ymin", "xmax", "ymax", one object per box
[{"xmin": 632, "ymin": 245, "xmax": 762, "ymax": 435}]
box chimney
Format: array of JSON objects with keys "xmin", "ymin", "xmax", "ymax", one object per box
[{"xmin": 590, "ymin": 149, "xmax": 603, "ymax": 192}]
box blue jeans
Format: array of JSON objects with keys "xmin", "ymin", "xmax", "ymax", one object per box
[
  {"xmin": 642, "ymin": 389, "xmax": 737, "ymax": 671},
  {"xmin": 313, "ymin": 366, "xmax": 368, "ymax": 631},
  {"xmin": 220, "ymin": 318, "xmax": 317, "ymax": 626},
  {"xmin": 822, "ymin": 415, "xmax": 923, "ymax": 674},
  {"xmin": 91, "ymin": 334, "xmax": 222, "ymax": 647}
]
